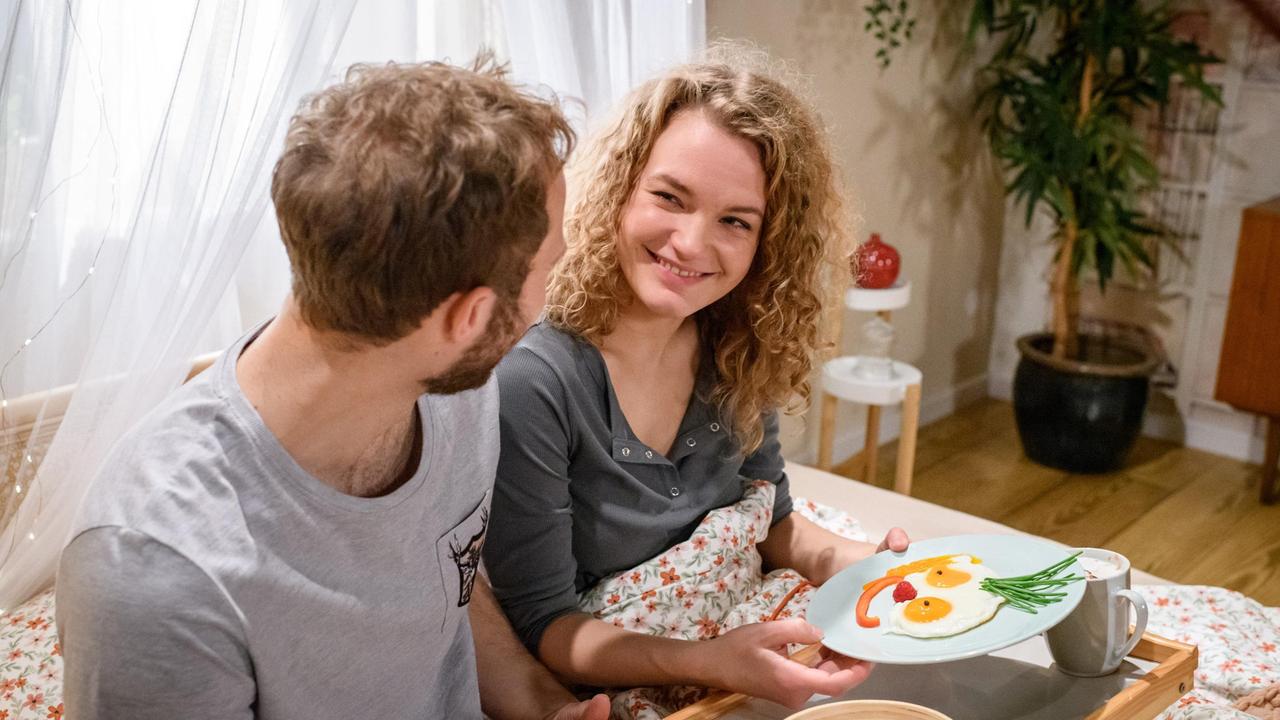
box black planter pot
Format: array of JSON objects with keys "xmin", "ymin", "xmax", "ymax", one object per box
[{"xmin": 1013, "ymin": 332, "xmax": 1160, "ymax": 474}]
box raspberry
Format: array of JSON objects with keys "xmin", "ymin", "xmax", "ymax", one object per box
[{"xmin": 892, "ymin": 581, "xmax": 917, "ymax": 603}]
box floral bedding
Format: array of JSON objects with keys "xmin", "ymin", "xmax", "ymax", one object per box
[
  {"xmin": 0, "ymin": 588, "xmax": 62, "ymax": 719},
  {"xmin": 1148, "ymin": 585, "xmax": 1280, "ymax": 719}
]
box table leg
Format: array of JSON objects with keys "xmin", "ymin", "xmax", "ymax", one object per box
[
  {"xmin": 836, "ymin": 449, "xmax": 867, "ymax": 482},
  {"xmin": 894, "ymin": 383, "xmax": 922, "ymax": 496},
  {"xmin": 817, "ymin": 393, "xmax": 838, "ymax": 471},
  {"xmin": 1263, "ymin": 416, "xmax": 1279, "ymax": 505},
  {"xmin": 864, "ymin": 405, "xmax": 882, "ymax": 484}
]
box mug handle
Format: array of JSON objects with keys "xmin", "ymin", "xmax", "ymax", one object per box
[{"xmin": 1111, "ymin": 589, "xmax": 1149, "ymax": 665}]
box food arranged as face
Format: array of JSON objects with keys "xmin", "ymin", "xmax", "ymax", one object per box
[
  {"xmin": 854, "ymin": 552, "xmax": 1083, "ymax": 640},
  {"xmin": 887, "ymin": 556, "xmax": 1003, "ymax": 639}
]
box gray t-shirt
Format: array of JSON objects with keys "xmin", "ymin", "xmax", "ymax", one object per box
[
  {"xmin": 483, "ymin": 322, "xmax": 792, "ymax": 654},
  {"xmin": 56, "ymin": 325, "xmax": 497, "ymax": 719}
]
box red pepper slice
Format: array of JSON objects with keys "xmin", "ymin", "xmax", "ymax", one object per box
[{"xmin": 856, "ymin": 575, "xmax": 904, "ymax": 628}]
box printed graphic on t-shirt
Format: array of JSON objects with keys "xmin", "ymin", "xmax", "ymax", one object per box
[{"xmin": 436, "ymin": 490, "xmax": 490, "ymax": 614}]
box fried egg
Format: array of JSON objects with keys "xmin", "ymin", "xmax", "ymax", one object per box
[{"xmin": 886, "ymin": 555, "xmax": 1004, "ymax": 638}]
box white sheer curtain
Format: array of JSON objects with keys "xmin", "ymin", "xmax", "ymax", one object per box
[
  {"xmin": 421, "ymin": 0, "xmax": 705, "ymax": 132},
  {"xmin": 0, "ymin": 0, "xmax": 358, "ymax": 611},
  {"xmin": 499, "ymin": 0, "xmax": 706, "ymax": 132},
  {"xmin": 0, "ymin": 0, "xmax": 704, "ymax": 611}
]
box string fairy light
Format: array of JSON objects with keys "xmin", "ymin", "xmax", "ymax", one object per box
[
  {"xmin": 1, "ymin": 0, "xmax": 340, "ymax": 582},
  {"xmin": 0, "ymin": 0, "xmax": 119, "ymax": 414},
  {"xmin": 0, "ymin": 0, "xmax": 121, "ymax": 570}
]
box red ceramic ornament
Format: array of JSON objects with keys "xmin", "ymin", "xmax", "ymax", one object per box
[{"xmin": 854, "ymin": 232, "xmax": 900, "ymax": 289}]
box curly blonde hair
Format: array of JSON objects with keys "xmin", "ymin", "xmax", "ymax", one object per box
[{"xmin": 546, "ymin": 47, "xmax": 851, "ymax": 454}]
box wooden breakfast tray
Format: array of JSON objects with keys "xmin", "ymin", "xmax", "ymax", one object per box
[{"xmin": 667, "ymin": 632, "xmax": 1198, "ymax": 720}]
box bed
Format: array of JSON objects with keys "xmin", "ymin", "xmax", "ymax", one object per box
[{"xmin": 0, "ymin": 461, "xmax": 1272, "ymax": 719}]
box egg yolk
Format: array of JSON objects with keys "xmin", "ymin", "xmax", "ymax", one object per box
[
  {"xmin": 924, "ymin": 566, "xmax": 972, "ymax": 588},
  {"xmin": 903, "ymin": 596, "xmax": 953, "ymax": 623}
]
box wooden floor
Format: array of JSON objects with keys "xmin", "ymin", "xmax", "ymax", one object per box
[{"xmin": 832, "ymin": 397, "xmax": 1280, "ymax": 606}]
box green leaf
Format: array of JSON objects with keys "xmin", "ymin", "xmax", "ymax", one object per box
[
  {"xmin": 862, "ymin": 0, "xmax": 1216, "ymax": 294},
  {"xmin": 1095, "ymin": 236, "xmax": 1115, "ymax": 291}
]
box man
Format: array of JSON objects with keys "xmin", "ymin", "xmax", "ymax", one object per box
[{"xmin": 56, "ymin": 60, "xmax": 607, "ymax": 719}]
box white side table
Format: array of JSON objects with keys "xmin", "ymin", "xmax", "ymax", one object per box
[{"xmin": 817, "ymin": 281, "xmax": 922, "ymax": 495}]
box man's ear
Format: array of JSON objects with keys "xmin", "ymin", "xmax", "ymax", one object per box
[{"xmin": 440, "ymin": 286, "xmax": 497, "ymax": 346}]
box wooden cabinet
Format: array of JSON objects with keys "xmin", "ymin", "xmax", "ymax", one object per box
[{"xmin": 1215, "ymin": 196, "xmax": 1280, "ymax": 503}]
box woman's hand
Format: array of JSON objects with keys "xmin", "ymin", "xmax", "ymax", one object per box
[
  {"xmin": 843, "ymin": 526, "xmax": 912, "ymax": 568},
  {"xmin": 698, "ymin": 619, "xmax": 874, "ymax": 708},
  {"xmin": 834, "ymin": 526, "xmax": 911, "ymax": 578},
  {"xmin": 876, "ymin": 527, "xmax": 910, "ymax": 554},
  {"xmin": 759, "ymin": 514, "xmax": 912, "ymax": 586}
]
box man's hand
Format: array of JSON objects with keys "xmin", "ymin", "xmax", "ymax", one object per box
[
  {"xmin": 541, "ymin": 694, "xmax": 609, "ymax": 720},
  {"xmin": 699, "ymin": 619, "xmax": 874, "ymax": 708},
  {"xmin": 876, "ymin": 527, "xmax": 910, "ymax": 554},
  {"xmin": 472, "ymin": 578, "xmax": 609, "ymax": 720}
]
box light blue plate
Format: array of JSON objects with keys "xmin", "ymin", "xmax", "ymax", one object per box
[{"xmin": 806, "ymin": 534, "xmax": 1085, "ymax": 665}]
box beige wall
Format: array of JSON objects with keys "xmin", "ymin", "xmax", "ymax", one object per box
[{"xmin": 707, "ymin": 0, "xmax": 1006, "ymax": 462}]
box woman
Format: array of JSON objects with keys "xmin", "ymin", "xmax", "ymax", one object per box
[{"xmin": 483, "ymin": 52, "xmax": 909, "ymax": 710}]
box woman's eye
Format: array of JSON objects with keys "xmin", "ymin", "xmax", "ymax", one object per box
[
  {"xmin": 652, "ymin": 191, "xmax": 681, "ymax": 206},
  {"xmin": 722, "ymin": 216, "xmax": 752, "ymax": 231}
]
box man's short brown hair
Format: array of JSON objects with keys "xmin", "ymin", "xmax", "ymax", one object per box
[{"xmin": 271, "ymin": 59, "xmax": 574, "ymax": 343}]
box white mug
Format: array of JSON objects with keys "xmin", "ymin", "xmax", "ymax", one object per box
[{"xmin": 1044, "ymin": 547, "xmax": 1148, "ymax": 677}]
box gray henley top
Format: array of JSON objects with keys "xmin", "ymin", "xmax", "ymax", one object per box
[{"xmin": 483, "ymin": 322, "xmax": 793, "ymax": 654}]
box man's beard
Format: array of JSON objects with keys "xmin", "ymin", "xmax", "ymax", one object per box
[{"xmin": 421, "ymin": 296, "xmax": 522, "ymax": 395}]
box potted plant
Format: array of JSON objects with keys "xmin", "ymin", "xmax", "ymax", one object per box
[
  {"xmin": 972, "ymin": 1, "xmax": 1220, "ymax": 473},
  {"xmin": 865, "ymin": 0, "xmax": 1220, "ymax": 472}
]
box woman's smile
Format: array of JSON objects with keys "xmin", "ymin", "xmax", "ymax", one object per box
[{"xmin": 647, "ymin": 249, "xmax": 715, "ymax": 285}]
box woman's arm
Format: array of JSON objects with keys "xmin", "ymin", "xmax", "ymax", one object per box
[
  {"xmin": 742, "ymin": 412, "xmax": 910, "ymax": 585},
  {"xmin": 483, "ymin": 346, "xmax": 586, "ymax": 653},
  {"xmin": 758, "ymin": 512, "xmax": 909, "ymax": 585},
  {"xmin": 487, "ymin": 343, "xmax": 873, "ymax": 708},
  {"xmin": 538, "ymin": 611, "xmax": 873, "ymax": 709}
]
